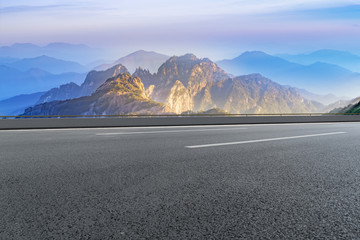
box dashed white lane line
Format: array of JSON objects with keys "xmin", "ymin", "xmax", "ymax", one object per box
[
  {"xmin": 96, "ymin": 127, "xmax": 248, "ymax": 135},
  {"xmin": 185, "ymin": 132, "xmax": 347, "ymax": 149}
]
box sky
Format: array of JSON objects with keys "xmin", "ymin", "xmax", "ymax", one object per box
[{"xmin": 1, "ymin": 0, "xmax": 360, "ymax": 60}]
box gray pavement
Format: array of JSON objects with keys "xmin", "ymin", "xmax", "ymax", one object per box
[{"xmin": 1, "ymin": 122, "xmax": 360, "ymax": 239}]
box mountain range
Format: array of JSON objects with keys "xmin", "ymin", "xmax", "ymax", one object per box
[
  {"xmin": 217, "ymin": 51, "xmax": 360, "ymax": 97},
  {"xmin": 278, "ymin": 49, "xmax": 360, "ymax": 72},
  {"xmin": 23, "ymin": 54, "xmax": 320, "ymax": 116},
  {"xmin": 2, "ymin": 47, "xmax": 359, "ymax": 116},
  {"xmin": 3, "ymin": 55, "xmax": 89, "ymax": 74},
  {"xmin": 0, "ymin": 43, "xmax": 105, "ymax": 65},
  {"xmin": 293, "ymin": 88, "xmax": 347, "ymax": 106},
  {"xmin": 0, "ymin": 92, "xmax": 45, "ymax": 116},
  {"xmin": 0, "ymin": 66, "xmax": 86, "ymax": 100}
]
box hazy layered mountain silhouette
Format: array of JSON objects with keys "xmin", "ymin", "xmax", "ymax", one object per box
[
  {"xmin": 0, "ymin": 57, "xmax": 19, "ymax": 65},
  {"xmin": 278, "ymin": 49, "xmax": 360, "ymax": 72},
  {"xmin": 113, "ymin": 50, "xmax": 169, "ymax": 73},
  {"xmin": 294, "ymin": 88, "xmax": 347, "ymax": 105},
  {"xmin": 5, "ymin": 55, "xmax": 88, "ymax": 74},
  {"xmin": 217, "ymin": 51, "xmax": 360, "ymax": 97},
  {"xmin": 0, "ymin": 92, "xmax": 45, "ymax": 115},
  {"xmin": 0, "ymin": 65, "xmax": 86, "ymax": 100},
  {"xmin": 95, "ymin": 50, "xmax": 169, "ymax": 73},
  {"xmin": 23, "ymin": 73, "xmax": 172, "ymax": 116},
  {"xmin": 0, "ymin": 43, "xmax": 103, "ymax": 64}
]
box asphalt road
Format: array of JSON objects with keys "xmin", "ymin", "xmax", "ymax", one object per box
[{"xmin": 1, "ymin": 122, "xmax": 360, "ymax": 239}]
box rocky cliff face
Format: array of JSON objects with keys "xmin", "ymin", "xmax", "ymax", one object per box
[
  {"xmin": 150, "ymin": 54, "xmax": 229, "ymax": 112},
  {"xmin": 166, "ymin": 80, "xmax": 193, "ymax": 114},
  {"xmin": 23, "ymin": 73, "xmax": 172, "ymax": 115},
  {"xmin": 146, "ymin": 55, "xmax": 317, "ymax": 114},
  {"xmin": 79, "ymin": 64, "xmax": 129, "ymax": 97}
]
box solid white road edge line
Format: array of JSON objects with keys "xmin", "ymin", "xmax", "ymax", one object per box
[
  {"xmin": 3, "ymin": 122, "xmax": 338, "ymax": 132},
  {"xmin": 96, "ymin": 127, "xmax": 248, "ymax": 135},
  {"xmin": 185, "ymin": 132, "xmax": 347, "ymax": 149}
]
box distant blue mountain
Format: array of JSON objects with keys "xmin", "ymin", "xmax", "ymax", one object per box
[
  {"xmin": 0, "ymin": 43, "xmax": 104, "ymax": 64},
  {"xmin": 0, "ymin": 92, "xmax": 45, "ymax": 116},
  {"xmin": 218, "ymin": 51, "xmax": 300, "ymax": 75},
  {"xmin": 294, "ymin": 88, "xmax": 347, "ymax": 106},
  {"xmin": 278, "ymin": 49, "xmax": 360, "ymax": 72},
  {"xmin": 0, "ymin": 57, "xmax": 19, "ymax": 65},
  {"xmin": 0, "ymin": 65, "xmax": 86, "ymax": 99},
  {"xmin": 5, "ymin": 55, "xmax": 89, "ymax": 74},
  {"xmin": 95, "ymin": 50, "xmax": 170, "ymax": 73},
  {"xmin": 217, "ymin": 51, "xmax": 360, "ymax": 97}
]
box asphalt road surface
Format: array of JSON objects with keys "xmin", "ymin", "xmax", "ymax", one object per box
[{"xmin": 1, "ymin": 122, "xmax": 360, "ymax": 239}]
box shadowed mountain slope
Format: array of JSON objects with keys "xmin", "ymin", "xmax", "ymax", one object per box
[{"xmin": 36, "ymin": 64, "xmax": 129, "ymax": 104}]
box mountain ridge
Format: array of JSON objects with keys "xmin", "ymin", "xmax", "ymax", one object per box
[
  {"xmin": 0, "ymin": 42, "xmax": 104, "ymax": 64},
  {"xmin": 95, "ymin": 50, "xmax": 169, "ymax": 74},
  {"xmin": 278, "ymin": 49, "xmax": 360, "ymax": 72},
  {"xmin": 5, "ymin": 55, "xmax": 89, "ymax": 74},
  {"xmin": 0, "ymin": 65, "xmax": 86, "ymax": 100},
  {"xmin": 0, "ymin": 92, "xmax": 46, "ymax": 115},
  {"xmin": 217, "ymin": 51, "xmax": 360, "ymax": 97}
]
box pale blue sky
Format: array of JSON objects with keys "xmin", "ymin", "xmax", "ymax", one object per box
[{"xmin": 1, "ymin": 0, "xmax": 359, "ymax": 59}]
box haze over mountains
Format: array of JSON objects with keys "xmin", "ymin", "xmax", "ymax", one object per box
[
  {"xmin": 0, "ymin": 66, "xmax": 86, "ymax": 100},
  {"xmin": 0, "ymin": 43, "xmax": 104, "ymax": 64},
  {"xmin": 2, "ymin": 55, "xmax": 89, "ymax": 74},
  {"xmin": 0, "ymin": 47, "xmax": 168, "ymax": 101},
  {"xmin": 217, "ymin": 51, "xmax": 360, "ymax": 97},
  {"xmin": 294, "ymin": 88, "xmax": 347, "ymax": 106},
  {"xmin": 96, "ymin": 50, "xmax": 170, "ymax": 74},
  {"xmin": 1, "ymin": 42, "xmax": 360, "ymax": 115},
  {"xmin": 278, "ymin": 50, "xmax": 360, "ymax": 72},
  {"xmin": 0, "ymin": 92, "xmax": 45, "ymax": 116}
]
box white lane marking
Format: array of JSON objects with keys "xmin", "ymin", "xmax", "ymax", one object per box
[
  {"xmin": 96, "ymin": 127, "xmax": 248, "ymax": 135},
  {"xmin": 2, "ymin": 122, "xmax": 338, "ymax": 132},
  {"xmin": 185, "ymin": 132, "xmax": 347, "ymax": 149}
]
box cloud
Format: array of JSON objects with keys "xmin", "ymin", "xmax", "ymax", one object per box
[{"xmin": 0, "ymin": 5, "xmax": 71, "ymax": 14}]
